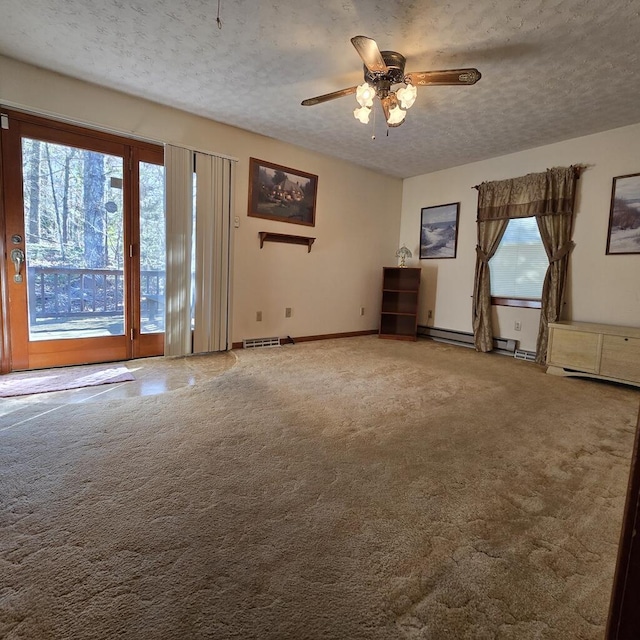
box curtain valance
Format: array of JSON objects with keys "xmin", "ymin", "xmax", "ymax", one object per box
[{"xmin": 477, "ymin": 166, "xmax": 580, "ymax": 221}]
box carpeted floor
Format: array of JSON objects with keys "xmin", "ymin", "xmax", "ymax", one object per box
[{"xmin": 1, "ymin": 336, "xmax": 638, "ymax": 639}]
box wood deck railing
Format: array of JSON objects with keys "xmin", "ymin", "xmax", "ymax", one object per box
[{"xmin": 28, "ymin": 267, "xmax": 165, "ymax": 322}]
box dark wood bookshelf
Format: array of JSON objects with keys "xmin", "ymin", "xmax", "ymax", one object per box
[{"xmin": 379, "ymin": 267, "xmax": 420, "ymax": 341}]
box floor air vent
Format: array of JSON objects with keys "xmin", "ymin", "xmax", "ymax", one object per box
[
  {"xmin": 514, "ymin": 349, "xmax": 537, "ymax": 362},
  {"xmin": 243, "ymin": 337, "xmax": 281, "ymax": 349}
]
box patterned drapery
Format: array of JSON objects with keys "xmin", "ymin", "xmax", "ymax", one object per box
[{"xmin": 473, "ymin": 166, "xmax": 580, "ymax": 359}]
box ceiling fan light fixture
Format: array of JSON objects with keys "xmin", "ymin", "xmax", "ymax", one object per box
[
  {"xmin": 353, "ymin": 105, "xmax": 372, "ymax": 124},
  {"xmin": 387, "ymin": 104, "xmax": 406, "ymax": 126},
  {"xmin": 355, "ymin": 82, "xmax": 375, "ymax": 108},
  {"xmin": 396, "ymin": 83, "xmax": 417, "ymax": 110},
  {"xmin": 301, "ymin": 36, "xmax": 482, "ymax": 132}
]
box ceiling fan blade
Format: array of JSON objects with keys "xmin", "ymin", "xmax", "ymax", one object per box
[
  {"xmin": 351, "ymin": 35, "xmax": 388, "ymax": 74},
  {"xmin": 405, "ymin": 68, "xmax": 482, "ymax": 86},
  {"xmin": 301, "ymin": 86, "xmax": 358, "ymax": 106}
]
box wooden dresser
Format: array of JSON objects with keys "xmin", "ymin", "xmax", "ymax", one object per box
[{"xmin": 546, "ymin": 321, "xmax": 640, "ymax": 387}]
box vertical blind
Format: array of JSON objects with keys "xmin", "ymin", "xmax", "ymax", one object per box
[
  {"xmin": 164, "ymin": 144, "xmax": 235, "ymax": 357},
  {"xmin": 164, "ymin": 145, "xmax": 194, "ymax": 356},
  {"xmin": 193, "ymin": 152, "xmax": 233, "ymax": 353}
]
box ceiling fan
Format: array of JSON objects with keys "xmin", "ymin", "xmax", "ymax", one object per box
[{"xmin": 302, "ymin": 35, "xmax": 481, "ymax": 128}]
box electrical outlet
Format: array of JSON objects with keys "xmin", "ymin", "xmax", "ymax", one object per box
[
  {"xmin": 360, "ymin": 307, "xmax": 365, "ymax": 316},
  {"xmin": 285, "ymin": 307, "xmax": 292, "ymax": 318},
  {"xmin": 514, "ymin": 321, "xmax": 522, "ymax": 331},
  {"xmin": 256, "ymin": 311, "xmax": 262, "ymax": 322}
]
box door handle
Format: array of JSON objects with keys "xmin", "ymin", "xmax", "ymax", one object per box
[{"xmin": 10, "ymin": 248, "xmax": 25, "ymax": 283}]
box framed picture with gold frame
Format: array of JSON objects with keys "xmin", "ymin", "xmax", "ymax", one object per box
[{"xmin": 248, "ymin": 158, "xmax": 318, "ymax": 227}]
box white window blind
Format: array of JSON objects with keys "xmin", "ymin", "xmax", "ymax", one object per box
[{"xmin": 489, "ymin": 217, "xmax": 548, "ymax": 299}]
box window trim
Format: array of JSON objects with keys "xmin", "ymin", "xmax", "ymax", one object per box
[{"xmin": 491, "ymin": 296, "xmax": 541, "ymax": 309}]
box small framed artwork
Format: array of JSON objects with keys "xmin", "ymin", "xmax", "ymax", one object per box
[
  {"xmin": 420, "ymin": 202, "xmax": 460, "ymax": 259},
  {"xmin": 248, "ymin": 158, "xmax": 318, "ymax": 227},
  {"xmin": 607, "ymin": 173, "xmax": 640, "ymax": 254}
]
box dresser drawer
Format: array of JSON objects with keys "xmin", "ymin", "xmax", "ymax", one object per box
[{"xmin": 600, "ymin": 335, "xmax": 640, "ymax": 383}]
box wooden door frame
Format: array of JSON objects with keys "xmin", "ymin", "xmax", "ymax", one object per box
[
  {"xmin": 0, "ymin": 108, "xmax": 164, "ymax": 370},
  {"xmin": 0, "ymin": 122, "xmax": 10, "ymax": 373},
  {"xmin": 606, "ymin": 403, "xmax": 640, "ymax": 638},
  {"xmin": 131, "ymin": 145, "xmax": 165, "ymax": 359},
  {"xmin": 1, "ymin": 109, "xmax": 30, "ymax": 370}
]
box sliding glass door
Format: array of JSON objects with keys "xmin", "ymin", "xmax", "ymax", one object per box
[{"xmin": 1, "ymin": 110, "xmax": 164, "ymax": 371}]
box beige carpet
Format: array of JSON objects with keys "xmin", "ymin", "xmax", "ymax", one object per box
[{"xmin": 1, "ymin": 337, "xmax": 638, "ymax": 639}]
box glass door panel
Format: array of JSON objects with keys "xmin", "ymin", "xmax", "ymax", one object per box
[
  {"xmin": 22, "ymin": 138, "xmax": 125, "ymax": 341},
  {"xmin": 139, "ymin": 161, "xmax": 165, "ymax": 334}
]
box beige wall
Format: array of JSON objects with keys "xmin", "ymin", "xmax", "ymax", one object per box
[
  {"xmin": 5, "ymin": 55, "xmax": 637, "ymax": 355},
  {"xmin": 0, "ymin": 56, "xmax": 403, "ymax": 344},
  {"xmin": 401, "ymin": 124, "xmax": 640, "ymax": 352}
]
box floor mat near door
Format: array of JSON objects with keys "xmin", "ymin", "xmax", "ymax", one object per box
[{"xmin": 0, "ymin": 364, "xmax": 134, "ymax": 397}]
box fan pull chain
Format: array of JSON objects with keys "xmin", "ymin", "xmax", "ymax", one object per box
[
  {"xmin": 216, "ymin": 0, "xmax": 222, "ymax": 29},
  {"xmin": 371, "ymin": 102, "xmax": 376, "ymax": 140}
]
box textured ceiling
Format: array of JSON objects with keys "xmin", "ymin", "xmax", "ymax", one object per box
[{"xmin": 2, "ymin": 0, "xmax": 640, "ymax": 178}]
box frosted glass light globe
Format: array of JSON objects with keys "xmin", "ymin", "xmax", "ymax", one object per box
[
  {"xmin": 396, "ymin": 84, "xmax": 417, "ymax": 109},
  {"xmin": 353, "ymin": 106, "xmax": 372, "ymax": 124},
  {"xmin": 355, "ymin": 82, "xmax": 375, "ymax": 108},
  {"xmin": 387, "ymin": 105, "xmax": 406, "ymax": 125}
]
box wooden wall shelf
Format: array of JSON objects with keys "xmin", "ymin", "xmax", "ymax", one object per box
[{"xmin": 259, "ymin": 232, "xmax": 315, "ymax": 253}]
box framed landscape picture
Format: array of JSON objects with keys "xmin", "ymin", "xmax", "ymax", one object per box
[
  {"xmin": 248, "ymin": 158, "xmax": 318, "ymax": 227},
  {"xmin": 607, "ymin": 172, "xmax": 640, "ymax": 254},
  {"xmin": 420, "ymin": 203, "xmax": 460, "ymax": 259}
]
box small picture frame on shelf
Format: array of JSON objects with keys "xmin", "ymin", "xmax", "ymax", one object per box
[
  {"xmin": 420, "ymin": 202, "xmax": 460, "ymax": 259},
  {"xmin": 248, "ymin": 158, "xmax": 318, "ymax": 227},
  {"xmin": 606, "ymin": 172, "xmax": 640, "ymax": 254}
]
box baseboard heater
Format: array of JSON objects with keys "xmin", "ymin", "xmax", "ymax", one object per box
[
  {"xmin": 242, "ymin": 336, "xmax": 281, "ymax": 349},
  {"xmin": 417, "ymin": 325, "xmax": 517, "ymax": 355}
]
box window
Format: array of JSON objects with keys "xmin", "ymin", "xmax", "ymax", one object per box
[{"xmin": 489, "ymin": 217, "xmax": 548, "ymax": 308}]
